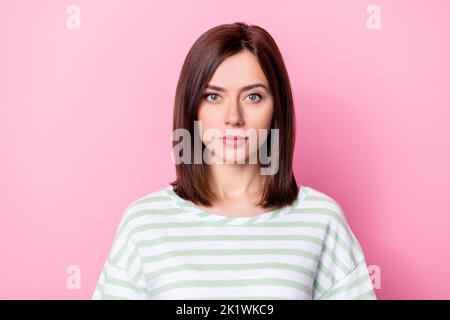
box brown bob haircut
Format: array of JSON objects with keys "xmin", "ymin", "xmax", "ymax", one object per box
[{"xmin": 170, "ymin": 21, "xmax": 298, "ymax": 209}]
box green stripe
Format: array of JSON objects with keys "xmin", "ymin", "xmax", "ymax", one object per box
[
  {"xmin": 136, "ymin": 232, "xmax": 347, "ymax": 276},
  {"xmin": 116, "ymin": 208, "xmax": 186, "ymax": 238},
  {"xmin": 191, "ymin": 296, "xmax": 288, "ymax": 300},
  {"xmin": 101, "ymin": 293, "xmax": 129, "ymax": 300},
  {"xmin": 269, "ymin": 209, "xmax": 282, "ymax": 220},
  {"xmin": 244, "ymin": 216, "xmax": 260, "ymax": 224},
  {"xmin": 148, "ymin": 278, "xmax": 311, "ymax": 297},
  {"xmin": 291, "ymin": 207, "xmax": 362, "ymax": 259},
  {"xmin": 355, "ymin": 290, "xmax": 377, "ymax": 300},
  {"xmin": 118, "ymin": 218, "xmax": 358, "ymax": 274},
  {"xmin": 119, "ymin": 227, "xmax": 355, "ymax": 277},
  {"xmin": 217, "ymin": 217, "xmax": 235, "ymax": 224},
  {"xmin": 105, "ymin": 276, "xmax": 147, "ymax": 294},
  {"xmin": 133, "ymin": 196, "xmax": 173, "ymax": 205},
  {"xmin": 291, "ymin": 204, "xmax": 361, "ymax": 249},
  {"xmin": 305, "ymin": 195, "xmax": 336, "ymax": 204},
  {"xmin": 115, "ymin": 231, "xmax": 353, "ymax": 279},
  {"xmin": 136, "ymin": 234, "xmax": 323, "ymax": 247},
  {"xmin": 94, "ymin": 283, "xmax": 104, "ymax": 295},
  {"xmin": 319, "ymin": 274, "xmax": 370, "ymax": 299},
  {"xmin": 316, "ymin": 260, "xmax": 337, "ymax": 284},
  {"xmin": 313, "ymin": 279, "xmax": 326, "ymax": 296},
  {"xmin": 128, "ymin": 220, "xmax": 329, "ymax": 232},
  {"xmin": 131, "ymin": 267, "xmax": 145, "ymax": 284},
  {"xmin": 321, "ymin": 245, "xmax": 351, "ymax": 274},
  {"xmin": 327, "ymin": 227, "xmax": 361, "ymax": 266},
  {"xmin": 140, "ymin": 248, "xmax": 319, "ymax": 264},
  {"xmin": 146, "ymin": 262, "xmax": 316, "ymax": 280},
  {"xmin": 114, "ymin": 231, "xmax": 325, "ymax": 267},
  {"xmin": 111, "ymin": 241, "xmax": 129, "ymax": 265},
  {"xmin": 125, "ymin": 245, "xmax": 139, "ymax": 270}
]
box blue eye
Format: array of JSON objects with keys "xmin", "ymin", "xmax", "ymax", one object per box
[
  {"xmin": 204, "ymin": 93, "xmax": 221, "ymax": 102},
  {"xmin": 246, "ymin": 93, "xmax": 262, "ymax": 103},
  {"xmin": 203, "ymin": 93, "xmax": 263, "ymax": 103}
]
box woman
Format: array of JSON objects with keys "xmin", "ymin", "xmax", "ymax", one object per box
[{"xmin": 93, "ymin": 22, "xmax": 376, "ymax": 300}]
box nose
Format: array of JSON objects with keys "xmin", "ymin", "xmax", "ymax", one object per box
[{"xmin": 224, "ymin": 98, "xmax": 244, "ymax": 127}]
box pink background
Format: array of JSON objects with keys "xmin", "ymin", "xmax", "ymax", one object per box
[{"xmin": 1, "ymin": 0, "xmax": 449, "ymax": 299}]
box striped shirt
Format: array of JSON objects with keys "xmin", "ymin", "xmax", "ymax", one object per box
[{"xmin": 92, "ymin": 185, "xmax": 376, "ymax": 300}]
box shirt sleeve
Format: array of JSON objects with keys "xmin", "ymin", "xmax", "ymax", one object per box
[
  {"xmin": 312, "ymin": 198, "xmax": 377, "ymax": 300},
  {"xmin": 317, "ymin": 259, "xmax": 376, "ymax": 300},
  {"xmin": 92, "ymin": 207, "xmax": 149, "ymax": 300}
]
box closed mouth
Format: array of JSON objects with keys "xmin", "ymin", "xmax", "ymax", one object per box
[{"xmin": 221, "ymin": 136, "xmax": 248, "ymax": 140}]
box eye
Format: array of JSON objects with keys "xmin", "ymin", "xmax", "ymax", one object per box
[
  {"xmin": 245, "ymin": 93, "xmax": 263, "ymax": 103},
  {"xmin": 204, "ymin": 93, "xmax": 221, "ymax": 103}
]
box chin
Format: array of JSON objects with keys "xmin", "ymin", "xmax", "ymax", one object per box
[{"xmin": 223, "ymin": 157, "xmax": 249, "ymax": 164}]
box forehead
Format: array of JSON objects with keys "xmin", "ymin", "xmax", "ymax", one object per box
[{"xmin": 208, "ymin": 50, "xmax": 269, "ymax": 89}]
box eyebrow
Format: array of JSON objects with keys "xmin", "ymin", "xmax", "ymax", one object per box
[{"xmin": 205, "ymin": 83, "xmax": 270, "ymax": 93}]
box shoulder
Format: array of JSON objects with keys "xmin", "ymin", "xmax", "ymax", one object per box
[
  {"xmin": 297, "ymin": 185, "xmax": 348, "ymax": 223},
  {"xmin": 118, "ymin": 185, "xmax": 177, "ymax": 230},
  {"xmin": 107, "ymin": 186, "xmax": 176, "ymax": 262},
  {"xmin": 296, "ymin": 184, "xmax": 365, "ymax": 258},
  {"xmin": 125, "ymin": 186, "xmax": 174, "ymax": 210}
]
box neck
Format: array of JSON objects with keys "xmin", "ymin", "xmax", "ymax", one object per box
[{"xmin": 207, "ymin": 163, "xmax": 266, "ymax": 200}]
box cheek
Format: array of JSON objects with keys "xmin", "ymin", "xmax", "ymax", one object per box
[
  {"xmin": 197, "ymin": 105, "xmax": 222, "ymax": 143},
  {"xmin": 197, "ymin": 105, "xmax": 214, "ymax": 130},
  {"xmin": 247, "ymin": 104, "xmax": 274, "ymax": 130}
]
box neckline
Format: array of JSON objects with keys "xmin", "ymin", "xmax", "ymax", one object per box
[{"xmin": 165, "ymin": 185, "xmax": 306, "ymax": 225}]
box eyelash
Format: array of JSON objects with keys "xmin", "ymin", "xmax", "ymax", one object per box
[{"xmin": 203, "ymin": 93, "xmax": 263, "ymax": 103}]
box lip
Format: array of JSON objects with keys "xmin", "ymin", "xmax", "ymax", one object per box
[
  {"xmin": 221, "ymin": 135, "xmax": 248, "ymax": 147},
  {"xmin": 222, "ymin": 135, "xmax": 248, "ymax": 140}
]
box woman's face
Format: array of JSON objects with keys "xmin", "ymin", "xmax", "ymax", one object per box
[{"xmin": 197, "ymin": 49, "xmax": 274, "ymax": 164}]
